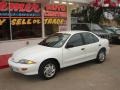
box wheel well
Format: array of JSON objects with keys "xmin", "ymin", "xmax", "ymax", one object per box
[
  {"xmin": 40, "ymin": 58, "xmax": 60, "ymax": 71},
  {"xmin": 100, "ymin": 47, "xmax": 106, "ymax": 53}
]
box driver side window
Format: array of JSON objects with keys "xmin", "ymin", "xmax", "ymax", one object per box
[{"xmin": 66, "ymin": 33, "xmax": 84, "ymax": 48}]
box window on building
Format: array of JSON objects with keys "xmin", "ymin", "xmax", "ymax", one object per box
[
  {"xmin": 0, "ymin": 0, "xmax": 42, "ymax": 41},
  {"xmin": 0, "ymin": 0, "xmax": 11, "ymax": 41},
  {"xmin": 12, "ymin": 24, "xmax": 42, "ymax": 39},
  {"xmin": 0, "ymin": 18, "xmax": 11, "ymax": 41},
  {"xmin": 44, "ymin": 4, "xmax": 67, "ymax": 36},
  {"xmin": 10, "ymin": 1, "xmax": 42, "ymax": 39},
  {"xmin": 45, "ymin": 24, "xmax": 59, "ymax": 36}
]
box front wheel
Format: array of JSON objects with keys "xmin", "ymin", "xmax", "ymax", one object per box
[
  {"xmin": 96, "ymin": 50, "xmax": 106, "ymax": 63},
  {"xmin": 38, "ymin": 60, "xmax": 58, "ymax": 80}
]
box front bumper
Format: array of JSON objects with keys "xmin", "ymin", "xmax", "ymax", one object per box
[{"xmin": 8, "ymin": 58, "xmax": 39, "ymax": 75}]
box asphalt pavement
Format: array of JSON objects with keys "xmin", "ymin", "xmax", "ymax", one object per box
[{"xmin": 0, "ymin": 44, "xmax": 120, "ymax": 90}]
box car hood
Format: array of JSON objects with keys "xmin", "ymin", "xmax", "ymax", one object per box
[{"xmin": 11, "ymin": 45, "xmax": 57, "ymax": 62}]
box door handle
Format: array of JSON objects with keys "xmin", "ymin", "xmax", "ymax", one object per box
[
  {"xmin": 81, "ymin": 48, "xmax": 85, "ymax": 50},
  {"xmin": 99, "ymin": 44, "xmax": 101, "ymax": 46}
]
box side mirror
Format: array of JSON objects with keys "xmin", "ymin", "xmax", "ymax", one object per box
[{"xmin": 65, "ymin": 44, "xmax": 74, "ymax": 49}]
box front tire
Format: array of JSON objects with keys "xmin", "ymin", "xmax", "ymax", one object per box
[
  {"xmin": 38, "ymin": 60, "xmax": 58, "ymax": 80},
  {"xmin": 96, "ymin": 50, "xmax": 106, "ymax": 63}
]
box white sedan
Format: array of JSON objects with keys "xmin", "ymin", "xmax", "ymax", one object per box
[{"xmin": 8, "ymin": 31, "xmax": 110, "ymax": 80}]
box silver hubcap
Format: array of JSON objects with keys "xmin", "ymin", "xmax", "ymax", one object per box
[
  {"xmin": 99, "ymin": 52, "xmax": 105, "ymax": 62},
  {"xmin": 44, "ymin": 63, "xmax": 56, "ymax": 78}
]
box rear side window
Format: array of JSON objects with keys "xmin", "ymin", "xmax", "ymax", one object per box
[{"xmin": 82, "ymin": 32, "xmax": 99, "ymax": 44}]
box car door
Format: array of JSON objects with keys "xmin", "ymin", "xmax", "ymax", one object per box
[
  {"xmin": 62, "ymin": 33, "xmax": 86, "ymax": 67},
  {"xmin": 81, "ymin": 32, "xmax": 101, "ymax": 61}
]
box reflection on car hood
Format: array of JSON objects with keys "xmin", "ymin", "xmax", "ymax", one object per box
[{"xmin": 12, "ymin": 45, "xmax": 56, "ymax": 62}]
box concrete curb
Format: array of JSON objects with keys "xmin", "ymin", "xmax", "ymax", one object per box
[
  {"xmin": 0, "ymin": 65, "xmax": 9, "ymax": 69},
  {"xmin": 0, "ymin": 54, "xmax": 11, "ymax": 69}
]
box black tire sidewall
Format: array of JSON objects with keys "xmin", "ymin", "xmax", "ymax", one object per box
[
  {"xmin": 96, "ymin": 50, "xmax": 106, "ymax": 63},
  {"xmin": 38, "ymin": 60, "xmax": 58, "ymax": 80}
]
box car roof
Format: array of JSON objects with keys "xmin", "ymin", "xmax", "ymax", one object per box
[
  {"xmin": 72, "ymin": 23, "xmax": 97, "ymax": 25},
  {"xmin": 58, "ymin": 30, "xmax": 90, "ymax": 35}
]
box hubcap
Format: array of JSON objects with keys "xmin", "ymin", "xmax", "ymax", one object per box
[
  {"xmin": 44, "ymin": 63, "xmax": 56, "ymax": 78},
  {"xmin": 99, "ymin": 52, "xmax": 105, "ymax": 62}
]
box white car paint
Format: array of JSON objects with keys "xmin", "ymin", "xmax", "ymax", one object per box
[{"xmin": 8, "ymin": 31, "xmax": 110, "ymax": 75}]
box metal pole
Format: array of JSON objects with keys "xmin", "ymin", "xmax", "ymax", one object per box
[
  {"xmin": 8, "ymin": 0, "xmax": 13, "ymax": 40},
  {"xmin": 41, "ymin": 4, "xmax": 45, "ymax": 38},
  {"xmin": 101, "ymin": 0, "xmax": 104, "ymax": 7},
  {"xmin": 67, "ymin": 4, "xmax": 71, "ymax": 31}
]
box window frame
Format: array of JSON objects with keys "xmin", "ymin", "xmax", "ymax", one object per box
[{"xmin": 65, "ymin": 33, "xmax": 85, "ymax": 48}]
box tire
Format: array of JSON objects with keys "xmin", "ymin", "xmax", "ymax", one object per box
[
  {"xmin": 38, "ymin": 60, "xmax": 58, "ymax": 80},
  {"xmin": 96, "ymin": 50, "xmax": 106, "ymax": 63}
]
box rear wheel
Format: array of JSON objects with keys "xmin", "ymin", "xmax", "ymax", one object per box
[
  {"xmin": 38, "ymin": 60, "xmax": 58, "ymax": 80},
  {"xmin": 96, "ymin": 50, "xmax": 106, "ymax": 63}
]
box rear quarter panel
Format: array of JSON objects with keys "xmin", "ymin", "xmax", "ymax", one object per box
[{"xmin": 99, "ymin": 39, "xmax": 110, "ymax": 55}]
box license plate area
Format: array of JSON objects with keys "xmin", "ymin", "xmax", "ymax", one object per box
[{"xmin": 11, "ymin": 66, "xmax": 19, "ymax": 72}]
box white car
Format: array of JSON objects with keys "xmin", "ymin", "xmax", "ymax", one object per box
[{"xmin": 8, "ymin": 31, "xmax": 110, "ymax": 80}]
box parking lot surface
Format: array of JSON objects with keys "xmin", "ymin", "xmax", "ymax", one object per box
[{"xmin": 0, "ymin": 44, "xmax": 120, "ymax": 90}]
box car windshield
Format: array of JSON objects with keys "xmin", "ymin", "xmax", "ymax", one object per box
[
  {"xmin": 90, "ymin": 24, "xmax": 103, "ymax": 31},
  {"xmin": 39, "ymin": 33, "xmax": 70, "ymax": 48}
]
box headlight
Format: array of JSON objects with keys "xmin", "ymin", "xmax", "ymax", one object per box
[{"xmin": 18, "ymin": 59, "xmax": 36, "ymax": 64}]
